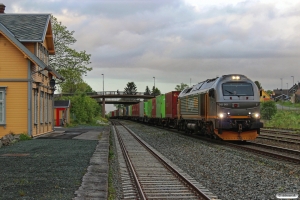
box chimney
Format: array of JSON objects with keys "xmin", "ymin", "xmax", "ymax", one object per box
[{"xmin": 0, "ymin": 3, "xmax": 5, "ymax": 14}]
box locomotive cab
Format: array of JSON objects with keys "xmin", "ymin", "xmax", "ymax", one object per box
[{"xmin": 213, "ymin": 75, "xmax": 263, "ymax": 140}]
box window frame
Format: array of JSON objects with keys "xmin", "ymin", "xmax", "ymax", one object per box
[
  {"xmin": 34, "ymin": 89, "xmax": 38, "ymax": 124},
  {"xmin": 222, "ymin": 82, "xmax": 254, "ymax": 96},
  {"xmin": 40, "ymin": 91, "xmax": 44, "ymax": 124},
  {"xmin": 0, "ymin": 87, "xmax": 7, "ymax": 125}
]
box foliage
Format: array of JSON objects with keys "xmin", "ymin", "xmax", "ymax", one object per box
[
  {"xmin": 254, "ymin": 81, "xmax": 262, "ymax": 90},
  {"xmin": 264, "ymin": 110, "xmax": 300, "ymax": 129},
  {"xmin": 114, "ymin": 104, "xmax": 123, "ymax": 109},
  {"xmin": 261, "ymin": 101, "xmax": 277, "ymax": 120},
  {"xmin": 144, "ymin": 86, "xmax": 151, "ymax": 95},
  {"xmin": 151, "ymin": 86, "xmax": 161, "ymax": 96},
  {"xmin": 276, "ymin": 101, "xmax": 300, "ymax": 108},
  {"xmin": 266, "ymin": 90, "xmax": 273, "ymax": 96},
  {"xmin": 175, "ymin": 83, "xmax": 189, "ymax": 91},
  {"xmin": 50, "ymin": 15, "xmax": 92, "ymax": 93},
  {"xmin": 124, "ymin": 82, "xmax": 137, "ymax": 95},
  {"xmin": 56, "ymin": 92, "xmax": 101, "ymax": 124},
  {"xmin": 19, "ymin": 134, "xmax": 32, "ymax": 141}
]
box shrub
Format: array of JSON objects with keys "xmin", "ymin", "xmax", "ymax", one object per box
[
  {"xmin": 261, "ymin": 101, "xmax": 277, "ymax": 120},
  {"xmin": 19, "ymin": 134, "xmax": 32, "ymax": 141}
]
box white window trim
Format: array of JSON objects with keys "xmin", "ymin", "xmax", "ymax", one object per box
[
  {"xmin": 0, "ymin": 87, "xmax": 7, "ymax": 125},
  {"xmin": 0, "ymin": 87, "xmax": 6, "ymax": 126},
  {"xmin": 34, "ymin": 90, "xmax": 38, "ymax": 124},
  {"xmin": 40, "ymin": 92, "xmax": 43, "ymax": 124},
  {"xmin": 45, "ymin": 93, "xmax": 48, "ymax": 123}
]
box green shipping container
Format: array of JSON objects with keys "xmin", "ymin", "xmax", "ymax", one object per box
[
  {"xmin": 156, "ymin": 94, "xmax": 166, "ymax": 118},
  {"xmin": 144, "ymin": 102, "xmax": 148, "ymax": 117},
  {"xmin": 144, "ymin": 100, "xmax": 151, "ymax": 117},
  {"xmin": 129, "ymin": 105, "xmax": 132, "ymax": 116}
]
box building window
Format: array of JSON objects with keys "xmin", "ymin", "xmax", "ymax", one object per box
[
  {"xmin": 40, "ymin": 92, "xmax": 44, "ymax": 123},
  {"xmin": 45, "ymin": 93, "xmax": 48, "ymax": 123},
  {"xmin": 34, "ymin": 90, "xmax": 38, "ymax": 124},
  {"xmin": 0, "ymin": 87, "xmax": 6, "ymax": 124},
  {"xmin": 48, "ymin": 94, "xmax": 52, "ymax": 123},
  {"xmin": 37, "ymin": 43, "xmax": 49, "ymax": 67}
]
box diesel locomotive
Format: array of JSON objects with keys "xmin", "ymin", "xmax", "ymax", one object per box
[{"xmin": 177, "ymin": 74, "xmax": 263, "ymax": 140}]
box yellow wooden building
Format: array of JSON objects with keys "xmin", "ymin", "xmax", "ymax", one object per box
[
  {"xmin": 0, "ymin": 4, "xmax": 64, "ymax": 138},
  {"xmin": 260, "ymin": 90, "xmax": 271, "ymax": 102}
]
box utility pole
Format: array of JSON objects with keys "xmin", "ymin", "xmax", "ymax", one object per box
[{"xmin": 102, "ymin": 74, "xmax": 105, "ymax": 118}]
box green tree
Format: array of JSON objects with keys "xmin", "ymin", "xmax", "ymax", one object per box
[
  {"xmin": 57, "ymin": 92, "xmax": 101, "ymax": 124},
  {"xmin": 124, "ymin": 82, "xmax": 137, "ymax": 95},
  {"xmin": 152, "ymin": 86, "xmax": 161, "ymax": 96},
  {"xmin": 261, "ymin": 101, "xmax": 277, "ymax": 120},
  {"xmin": 266, "ymin": 90, "xmax": 273, "ymax": 96},
  {"xmin": 144, "ymin": 86, "xmax": 151, "ymax": 95},
  {"xmin": 50, "ymin": 15, "xmax": 92, "ymax": 93},
  {"xmin": 175, "ymin": 83, "xmax": 189, "ymax": 91},
  {"xmin": 254, "ymin": 81, "xmax": 262, "ymax": 90},
  {"xmin": 114, "ymin": 104, "xmax": 123, "ymax": 109}
]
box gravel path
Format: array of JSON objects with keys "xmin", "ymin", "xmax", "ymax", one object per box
[
  {"xmin": 111, "ymin": 120, "xmax": 300, "ymax": 200},
  {"xmin": 0, "ymin": 136, "xmax": 98, "ymax": 199}
]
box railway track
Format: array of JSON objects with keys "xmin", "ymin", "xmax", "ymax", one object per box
[
  {"xmin": 118, "ymin": 120, "xmax": 300, "ymax": 165},
  {"xmin": 226, "ymin": 141, "xmax": 300, "ymax": 164},
  {"xmin": 259, "ymin": 129, "xmax": 300, "ymax": 145},
  {"xmin": 111, "ymin": 120, "xmax": 220, "ymax": 200}
]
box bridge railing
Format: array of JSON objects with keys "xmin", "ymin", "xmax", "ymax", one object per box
[
  {"xmin": 88, "ymin": 91, "xmax": 149, "ymax": 95},
  {"xmin": 95, "ymin": 98, "xmax": 142, "ymax": 102}
]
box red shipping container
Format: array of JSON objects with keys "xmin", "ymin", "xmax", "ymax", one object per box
[
  {"xmin": 112, "ymin": 111, "xmax": 115, "ymax": 117},
  {"xmin": 132, "ymin": 103, "xmax": 140, "ymax": 117},
  {"xmin": 151, "ymin": 98, "xmax": 156, "ymax": 118},
  {"xmin": 165, "ymin": 91, "xmax": 180, "ymax": 118}
]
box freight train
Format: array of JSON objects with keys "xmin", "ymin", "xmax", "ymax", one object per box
[{"xmin": 109, "ymin": 74, "xmax": 263, "ymax": 141}]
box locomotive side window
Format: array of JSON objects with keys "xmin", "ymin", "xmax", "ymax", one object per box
[{"xmin": 222, "ymin": 83, "xmax": 254, "ymax": 96}]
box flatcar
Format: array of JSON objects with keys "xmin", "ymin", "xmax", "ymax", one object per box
[{"xmin": 177, "ymin": 74, "xmax": 263, "ymax": 140}]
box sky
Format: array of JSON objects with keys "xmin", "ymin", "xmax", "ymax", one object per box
[{"xmin": 2, "ymin": 0, "xmax": 300, "ymax": 111}]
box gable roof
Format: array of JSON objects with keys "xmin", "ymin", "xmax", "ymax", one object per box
[
  {"xmin": 0, "ymin": 14, "xmax": 55, "ymax": 54},
  {"xmin": 54, "ymin": 100, "xmax": 71, "ymax": 108},
  {"xmin": 0, "ymin": 22, "xmax": 63, "ymax": 80},
  {"xmin": 0, "ymin": 14, "xmax": 49, "ymax": 42}
]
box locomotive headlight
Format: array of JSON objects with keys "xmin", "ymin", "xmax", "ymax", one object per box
[
  {"xmin": 232, "ymin": 76, "xmax": 240, "ymax": 80},
  {"xmin": 251, "ymin": 113, "xmax": 260, "ymax": 119},
  {"xmin": 218, "ymin": 113, "xmax": 224, "ymax": 118}
]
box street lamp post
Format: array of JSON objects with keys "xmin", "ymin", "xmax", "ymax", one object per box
[
  {"xmin": 102, "ymin": 74, "xmax": 105, "ymax": 117},
  {"xmin": 280, "ymin": 78, "xmax": 283, "ymax": 109},
  {"xmin": 153, "ymin": 77, "xmax": 155, "ymax": 96},
  {"xmin": 291, "ymin": 76, "xmax": 295, "ymax": 104}
]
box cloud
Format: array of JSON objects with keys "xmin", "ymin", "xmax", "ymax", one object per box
[{"xmin": 3, "ymin": 0, "xmax": 300, "ymax": 94}]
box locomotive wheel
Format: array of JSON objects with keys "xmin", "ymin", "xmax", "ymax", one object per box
[{"xmin": 206, "ymin": 123, "xmax": 215, "ymax": 139}]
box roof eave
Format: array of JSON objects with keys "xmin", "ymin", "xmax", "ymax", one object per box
[{"xmin": 0, "ymin": 22, "xmax": 63, "ymax": 80}]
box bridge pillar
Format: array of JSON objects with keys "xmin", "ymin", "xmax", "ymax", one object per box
[{"xmin": 102, "ymin": 98, "xmax": 105, "ymax": 118}]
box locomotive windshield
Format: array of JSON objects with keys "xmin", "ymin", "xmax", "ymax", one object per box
[{"xmin": 222, "ymin": 82, "xmax": 254, "ymax": 96}]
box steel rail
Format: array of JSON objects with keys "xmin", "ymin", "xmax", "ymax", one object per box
[
  {"xmin": 125, "ymin": 120, "xmax": 300, "ymax": 164},
  {"xmin": 120, "ymin": 123, "xmax": 214, "ymax": 200},
  {"xmin": 111, "ymin": 120, "xmax": 146, "ymax": 200},
  {"xmin": 112, "ymin": 119, "xmax": 218, "ymax": 200}
]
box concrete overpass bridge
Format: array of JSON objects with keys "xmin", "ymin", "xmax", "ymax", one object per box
[{"xmin": 55, "ymin": 91, "xmax": 155, "ymax": 117}]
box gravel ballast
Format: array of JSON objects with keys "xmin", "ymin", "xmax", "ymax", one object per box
[
  {"xmin": 0, "ymin": 138, "xmax": 98, "ymax": 199},
  {"xmin": 113, "ymin": 120, "xmax": 300, "ymax": 200}
]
